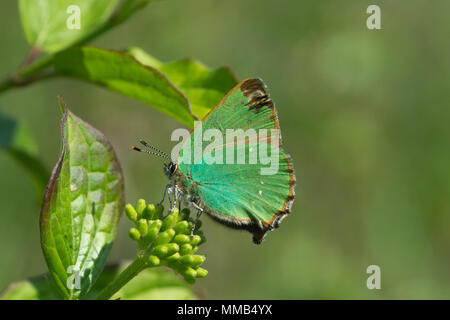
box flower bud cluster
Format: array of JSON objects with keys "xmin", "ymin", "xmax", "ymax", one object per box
[{"xmin": 126, "ymin": 199, "xmax": 207, "ymax": 283}]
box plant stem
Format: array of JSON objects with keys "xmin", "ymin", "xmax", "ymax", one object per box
[
  {"xmin": 0, "ymin": 78, "xmax": 14, "ymax": 93},
  {"xmin": 0, "ymin": 71, "xmax": 55, "ymax": 94},
  {"xmin": 17, "ymin": 54, "xmax": 54, "ymax": 79},
  {"xmin": 95, "ymin": 254, "xmax": 149, "ymax": 300}
]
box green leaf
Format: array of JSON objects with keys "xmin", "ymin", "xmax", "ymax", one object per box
[
  {"xmin": 111, "ymin": 0, "xmax": 155, "ymax": 25},
  {"xmin": 0, "ymin": 274, "xmax": 63, "ymax": 300},
  {"xmin": 127, "ymin": 47, "xmax": 239, "ymax": 119},
  {"xmin": 19, "ymin": 0, "xmax": 120, "ymax": 53},
  {"xmin": 40, "ymin": 100, "xmax": 124, "ymax": 299},
  {"xmin": 53, "ymin": 47, "xmax": 197, "ymax": 127},
  {"xmin": 0, "ymin": 113, "xmax": 49, "ymax": 200},
  {"xmin": 0, "ymin": 262, "xmax": 197, "ymax": 300}
]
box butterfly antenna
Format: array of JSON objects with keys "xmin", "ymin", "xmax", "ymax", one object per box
[
  {"xmin": 131, "ymin": 146, "xmax": 170, "ymax": 160},
  {"xmin": 132, "ymin": 140, "xmax": 171, "ymax": 161},
  {"xmin": 139, "ymin": 139, "xmax": 170, "ymax": 158}
]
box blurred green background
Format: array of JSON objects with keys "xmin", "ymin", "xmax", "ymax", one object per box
[{"xmin": 1, "ymin": 0, "xmax": 450, "ymax": 299}]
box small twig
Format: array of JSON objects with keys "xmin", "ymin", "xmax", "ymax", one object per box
[
  {"xmin": 0, "ymin": 71, "xmax": 55, "ymax": 94},
  {"xmin": 21, "ymin": 46, "xmax": 41, "ymax": 68}
]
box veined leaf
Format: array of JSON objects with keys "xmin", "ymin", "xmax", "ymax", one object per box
[
  {"xmin": 126, "ymin": 47, "xmax": 239, "ymax": 119},
  {"xmin": 0, "ymin": 262, "xmax": 196, "ymax": 300},
  {"xmin": 40, "ymin": 99, "xmax": 124, "ymax": 299},
  {"xmin": 0, "ymin": 113, "xmax": 49, "ymax": 200},
  {"xmin": 19, "ymin": 0, "xmax": 120, "ymax": 53},
  {"xmin": 53, "ymin": 47, "xmax": 197, "ymax": 127}
]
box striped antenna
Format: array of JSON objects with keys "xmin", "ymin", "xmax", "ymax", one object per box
[
  {"xmin": 132, "ymin": 140, "xmax": 171, "ymax": 161},
  {"xmin": 139, "ymin": 139, "xmax": 170, "ymax": 158}
]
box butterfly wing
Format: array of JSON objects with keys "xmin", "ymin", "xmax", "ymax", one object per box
[
  {"xmin": 191, "ymin": 144, "xmax": 294, "ymax": 243},
  {"xmin": 201, "ymin": 78, "xmax": 281, "ymax": 134},
  {"xmin": 177, "ymin": 78, "xmax": 295, "ymax": 243}
]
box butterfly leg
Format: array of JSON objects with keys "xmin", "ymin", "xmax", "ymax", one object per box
[
  {"xmin": 170, "ymin": 186, "xmax": 183, "ymax": 212},
  {"xmin": 164, "ymin": 185, "xmax": 175, "ymax": 212},
  {"xmin": 190, "ymin": 202, "xmax": 203, "ymax": 237},
  {"xmin": 159, "ymin": 184, "xmax": 171, "ymax": 205},
  {"xmin": 167, "ymin": 192, "xmax": 173, "ymax": 212},
  {"xmin": 172, "ymin": 195, "xmax": 177, "ymax": 212}
]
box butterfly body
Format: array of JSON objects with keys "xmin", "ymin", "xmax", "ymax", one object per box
[{"xmin": 161, "ymin": 78, "xmax": 296, "ymax": 244}]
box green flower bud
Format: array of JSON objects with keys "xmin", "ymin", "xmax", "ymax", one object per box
[
  {"xmin": 179, "ymin": 254, "xmax": 194, "ymax": 266},
  {"xmin": 154, "ymin": 243, "xmax": 178, "ymax": 258},
  {"xmin": 196, "ymin": 267, "xmax": 208, "ymax": 278},
  {"xmin": 166, "ymin": 252, "xmax": 181, "ymax": 262},
  {"xmin": 148, "ymin": 255, "xmax": 160, "ymax": 267},
  {"xmin": 190, "ymin": 255, "xmax": 206, "ymax": 267},
  {"xmin": 190, "ymin": 235, "xmax": 201, "ymax": 246},
  {"xmin": 195, "ymin": 230, "xmax": 206, "ymax": 244},
  {"xmin": 153, "ymin": 244, "xmax": 169, "ymax": 258},
  {"xmin": 174, "ymin": 221, "xmax": 190, "ymax": 234},
  {"xmin": 180, "ymin": 243, "xmax": 193, "ymax": 255},
  {"xmin": 149, "ymin": 219, "xmax": 163, "ymax": 231},
  {"xmin": 182, "ymin": 267, "xmax": 197, "ymax": 280},
  {"xmin": 125, "ymin": 204, "xmax": 138, "ymax": 222},
  {"xmin": 144, "ymin": 219, "xmax": 162, "ymax": 241},
  {"xmin": 180, "ymin": 254, "xmax": 205, "ymax": 267},
  {"xmin": 128, "ymin": 228, "xmax": 141, "ymax": 241},
  {"xmin": 162, "ymin": 208, "xmax": 179, "ymax": 231},
  {"xmin": 143, "ymin": 204, "xmax": 156, "ymax": 220},
  {"xmin": 155, "ymin": 229, "xmax": 175, "ymax": 245},
  {"xmin": 136, "ymin": 199, "xmax": 146, "ymax": 217},
  {"xmin": 174, "ymin": 234, "xmax": 191, "ymax": 245},
  {"xmin": 190, "ymin": 246, "xmax": 199, "ymax": 254},
  {"xmin": 137, "ymin": 219, "xmax": 148, "ymax": 236},
  {"xmin": 145, "ymin": 227, "xmax": 158, "ymax": 242},
  {"xmin": 166, "ymin": 243, "xmax": 180, "ymax": 255}
]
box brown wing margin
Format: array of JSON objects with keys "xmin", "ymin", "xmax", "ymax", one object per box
[
  {"xmin": 241, "ymin": 78, "xmax": 281, "ymax": 146},
  {"xmin": 240, "ymin": 78, "xmax": 295, "ymax": 244},
  {"xmin": 252, "ymin": 153, "xmax": 296, "ymax": 244}
]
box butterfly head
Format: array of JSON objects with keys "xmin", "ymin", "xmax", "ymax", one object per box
[{"xmin": 163, "ymin": 161, "xmax": 177, "ymax": 179}]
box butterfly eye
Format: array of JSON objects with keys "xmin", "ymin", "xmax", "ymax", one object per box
[{"xmin": 169, "ymin": 162, "xmax": 177, "ymax": 174}]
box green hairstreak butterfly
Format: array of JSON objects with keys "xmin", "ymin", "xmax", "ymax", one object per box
[{"xmin": 134, "ymin": 78, "xmax": 295, "ymax": 244}]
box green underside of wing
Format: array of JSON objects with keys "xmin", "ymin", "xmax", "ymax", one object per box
[
  {"xmin": 177, "ymin": 80, "xmax": 293, "ymax": 223},
  {"xmin": 201, "ymin": 86, "xmax": 277, "ymax": 132},
  {"xmin": 179, "ymin": 144, "xmax": 292, "ymax": 222}
]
